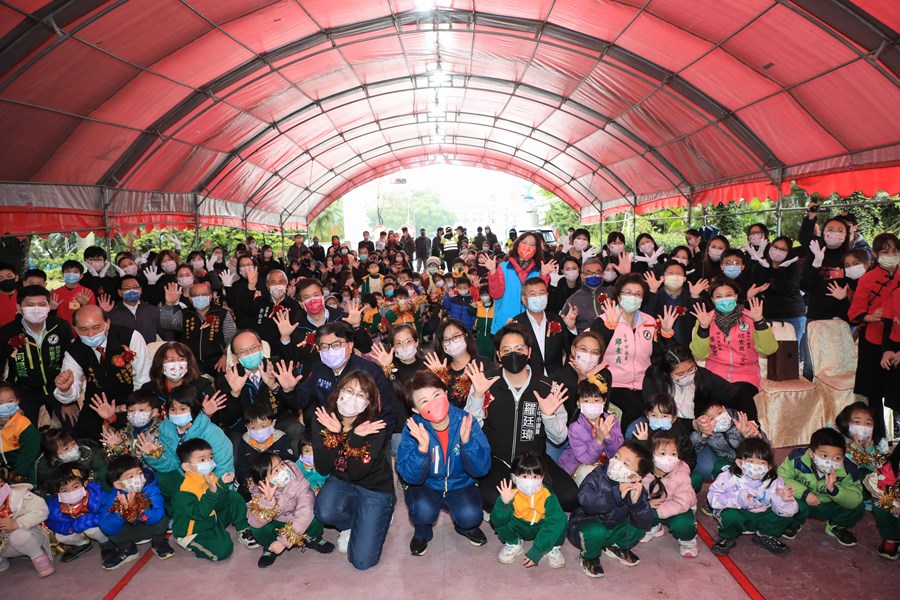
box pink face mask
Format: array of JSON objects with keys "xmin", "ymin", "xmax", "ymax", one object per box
[{"xmin": 303, "ymin": 297, "xmax": 325, "ymax": 314}]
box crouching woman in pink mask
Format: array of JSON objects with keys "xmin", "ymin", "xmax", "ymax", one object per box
[{"xmin": 396, "ymin": 371, "xmax": 492, "ymax": 557}]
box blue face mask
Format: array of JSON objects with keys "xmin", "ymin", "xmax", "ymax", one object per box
[
  {"xmin": 122, "ymin": 290, "xmax": 141, "ymax": 303},
  {"xmin": 169, "ymin": 412, "xmax": 192, "ymax": 427},
  {"xmin": 80, "ymin": 331, "xmax": 107, "ymax": 349},
  {"xmin": 0, "ymin": 402, "xmax": 19, "ymax": 419},
  {"xmin": 723, "ymin": 266, "xmax": 742, "ymax": 279},
  {"xmin": 239, "ymin": 351, "xmax": 263, "ymax": 371},
  {"xmin": 386, "ymin": 289, "xmax": 394, "ymax": 298},
  {"xmin": 648, "ymin": 416, "xmax": 673, "ymax": 431},
  {"xmin": 359, "ymin": 254, "xmax": 368, "ymax": 262},
  {"xmin": 192, "ymin": 295, "xmax": 211, "ymax": 310},
  {"xmin": 63, "ymin": 272, "xmax": 81, "ymax": 285},
  {"xmin": 194, "ymin": 460, "xmax": 216, "ymax": 475},
  {"xmin": 584, "ymin": 275, "xmax": 603, "ymax": 288},
  {"xmin": 714, "ymin": 297, "xmax": 738, "ymax": 313}
]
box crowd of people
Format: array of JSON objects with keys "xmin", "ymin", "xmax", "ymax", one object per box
[{"xmin": 0, "ymin": 204, "xmax": 898, "ymax": 581}]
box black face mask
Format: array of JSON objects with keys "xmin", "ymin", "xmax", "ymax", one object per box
[
  {"xmin": 500, "ymin": 351, "xmax": 529, "ymax": 374},
  {"xmin": 0, "ymin": 279, "xmax": 16, "ymax": 293}
]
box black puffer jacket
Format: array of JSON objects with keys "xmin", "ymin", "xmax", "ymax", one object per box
[{"xmin": 567, "ymin": 463, "xmax": 654, "ymax": 547}]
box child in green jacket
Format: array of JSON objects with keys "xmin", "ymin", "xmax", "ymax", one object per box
[
  {"xmin": 172, "ymin": 438, "xmax": 258, "ymax": 561},
  {"xmin": 472, "ymin": 291, "xmax": 494, "ymax": 358},
  {"xmin": 777, "ymin": 428, "xmax": 864, "ymax": 546},
  {"xmin": 0, "ymin": 382, "xmax": 40, "ymax": 484}
]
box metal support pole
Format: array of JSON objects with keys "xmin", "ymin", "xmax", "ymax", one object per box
[
  {"xmin": 774, "ymin": 175, "xmax": 785, "ymax": 237},
  {"xmin": 193, "ymin": 194, "xmax": 201, "ymax": 250},
  {"xmin": 686, "ymin": 192, "xmax": 694, "ymax": 228},
  {"xmin": 102, "ymin": 187, "xmax": 112, "ymax": 258},
  {"xmin": 280, "ymin": 214, "xmax": 286, "ymax": 257}
]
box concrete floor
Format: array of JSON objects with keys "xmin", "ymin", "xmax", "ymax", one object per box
[{"xmin": 2, "ymin": 450, "xmax": 896, "ymax": 599}]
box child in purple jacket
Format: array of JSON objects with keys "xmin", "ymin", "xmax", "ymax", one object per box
[{"xmin": 557, "ymin": 376, "xmax": 623, "ymax": 484}]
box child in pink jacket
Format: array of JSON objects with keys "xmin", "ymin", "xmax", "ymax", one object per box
[
  {"xmin": 557, "ymin": 376, "xmax": 623, "ymax": 483},
  {"xmin": 246, "ymin": 452, "xmax": 334, "ymax": 568},
  {"xmin": 640, "ymin": 431, "xmax": 699, "ymax": 557}
]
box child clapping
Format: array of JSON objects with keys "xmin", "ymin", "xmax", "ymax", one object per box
[{"xmin": 640, "ymin": 431, "xmax": 698, "ymax": 557}]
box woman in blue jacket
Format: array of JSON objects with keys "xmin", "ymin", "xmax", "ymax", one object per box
[{"xmin": 397, "ymin": 370, "xmax": 491, "ymax": 556}]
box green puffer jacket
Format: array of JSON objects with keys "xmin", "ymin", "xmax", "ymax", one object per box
[{"xmin": 776, "ymin": 448, "xmax": 863, "ymax": 508}]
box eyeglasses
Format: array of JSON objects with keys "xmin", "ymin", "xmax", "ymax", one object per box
[
  {"xmin": 234, "ymin": 345, "xmax": 263, "ymax": 358},
  {"xmin": 442, "ymin": 333, "xmax": 466, "ymax": 345},
  {"xmin": 339, "ymin": 388, "xmax": 368, "ymax": 402},
  {"xmin": 499, "ymin": 345, "xmax": 528, "ymax": 356},
  {"xmin": 722, "ymin": 260, "xmax": 743, "ymax": 267},
  {"xmin": 318, "ymin": 340, "xmax": 348, "ymax": 351},
  {"xmin": 620, "ymin": 290, "xmax": 643, "ymax": 299},
  {"xmin": 393, "ymin": 339, "xmax": 416, "ymax": 348},
  {"xmin": 573, "ymin": 345, "xmax": 601, "ymax": 357},
  {"xmin": 582, "ymin": 270, "xmax": 602, "ymax": 277},
  {"xmin": 672, "ymin": 366, "xmax": 697, "ymax": 378}
]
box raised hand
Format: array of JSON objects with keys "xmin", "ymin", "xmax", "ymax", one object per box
[
  {"xmin": 423, "ymin": 351, "xmax": 448, "ymax": 374},
  {"xmin": 315, "ymin": 406, "xmax": 343, "ymax": 433},
  {"xmin": 691, "ymin": 302, "xmax": 714, "ymax": 329},
  {"xmin": 214, "ymin": 355, "xmax": 227, "ymax": 373},
  {"xmin": 808, "ymin": 240, "xmax": 825, "ymax": 266},
  {"xmin": 202, "ymin": 391, "xmax": 228, "ymax": 417},
  {"xmin": 660, "ymin": 304, "xmax": 680, "ymax": 333},
  {"xmin": 826, "ymin": 281, "xmax": 849, "ymax": 300},
  {"xmin": 643, "ymin": 271, "xmax": 662, "ymax": 293},
  {"xmin": 540, "ymin": 259, "xmax": 559, "ymax": 277},
  {"xmin": 164, "ymin": 282, "xmax": 181, "ymax": 306},
  {"xmin": 633, "ymin": 421, "xmax": 649, "ymax": 441},
  {"xmin": 733, "ymin": 411, "xmax": 750, "ymax": 437},
  {"xmin": 260, "ymin": 360, "xmax": 277, "ymax": 389},
  {"xmin": 534, "ymin": 382, "xmax": 568, "ymax": 416},
  {"xmin": 370, "ymin": 341, "xmax": 394, "ymax": 369},
  {"xmin": 245, "ymin": 265, "xmax": 259, "ymax": 288},
  {"xmin": 220, "ymin": 471, "xmax": 235, "ymax": 485},
  {"xmin": 478, "ymin": 254, "xmax": 497, "ymax": 274},
  {"xmin": 601, "ymin": 298, "xmax": 621, "ymax": 326},
  {"xmin": 596, "ymin": 414, "xmax": 615, "ymax": 441},
  {"xmin": 465, "ymin": 361, "xmax": 500, "ymax": 397},
  {"xmin": 143, "ymin": 264, "xmax": 162, "ymax": 285},
  {"xmin": 88, "ymin": 393, "xmax": 116, "ymax": 421},
  {"xmin": 219, "ymin": 268, "xmax": 238, "ymax": 288},
  {"xmin": 205, "ymin": 256, "xmax": 218, "ymax": 272},
  {"xmin": 688, "ymin": 278, "xmax": 709, "ymax": 299},
  {"xmin": 549, "ymin": 270, "xmax": 563, "ymax": 287},
  {"xmin": 694, "ymin": 414, "xmax": 714, "ymax": 437},
  {"xmin": 744, "ymin": 297, "xmax": 764, "ymax": 322},
  {"xmin": 74, "ymin": 289, "xmax": 93, "ymax": 308},
  {"xmin": 50, "ymin": 292, "xmax": 61, "ymax": 311},
  {"xmin": 354, "ymin": 419, "xmax": 386, "ymax": 437},
  {"xmin": 612, "ymin": 251, "xmax": 632, "ymax": 274},
  {"xmin": 460, "ymin": 413, "xmax": 473, "ymax": 444},
  {"xmin": 273, "ymin": 310, "xmax": 299, "ymax": 339},
  {"xmin": 60, "ymin": 404, "xmax": 80, "ymax": 426},
  {"xmin": 497, "ymin": 478, "xmax": 517, "ymax": 504},
  {"xmin": 224, "ymin": 362, "xmax": 251, "ymax": 396},
  {"xmin": 562, "ymin": 305, "xmax": 578, "ymax": 330},
  {"xmin": 273, "ymin": 360, "xmax": 302, "ymax": 393},
  {"xmin": 136, "ymin": 431, "xmax": 160, "ymax": 456},
  {"xmin": 776, "ymin": 485, "xmax": 795, "ymax": 501},
  {"xmin": 259, "ymin": 479, "xmax": 279, "ymax": 502},
  {"xmin": 581, "ymin": 246, "xmax": 597, "ymax": 260},
  {"xmin": 99, "ymin": 425, "xmax": 123, "ymax": 448},
  {"xmin": 342, "ymin": 298, "xmax": 362, "ymax": 327},
  {"xmin": 747, "ymin": 282, "xmax": 770, "ymax": 300},
  {"xmin": 55, "ymin": 369, "xmax": 75, "ymax": 392},
  {"xmin": 406, "ymin": 418, "xmax": 431, "ymax": 453},
  {"xmin": 97, "ymin": 292, "xmax": 115, "ymax": 313}
]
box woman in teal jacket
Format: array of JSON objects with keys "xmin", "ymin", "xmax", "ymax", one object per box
[
  {"xmin": 482, "ymin": 232, "xmax": 552, "ymax": 334},
  {"xmin": 397, "ymin": 370, "xmax": 491, "ymax": 556}
]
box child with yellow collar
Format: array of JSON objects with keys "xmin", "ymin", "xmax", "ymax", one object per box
[
  {"xmin": 171, "ymin": 438, "xmax": 258, "ymax": 560},
  {"xmin": 0, "ymin": 382, "xmax": 40, "ymax": 485}
]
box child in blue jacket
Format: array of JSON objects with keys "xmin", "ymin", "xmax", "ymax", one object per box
[
  {"xmin": 46, "ymin": 464, "xmax": 114, "ymax": 564},
  {"xmin": 397, "ymin": 371, "xmax": 491, "ymax": 556},
  {"xmin": 99, "ymin": 455, "xmax": 172, "ymax": 570},
  {"xmin": 442, "ymin": 277, "xmax": 477, "ymax": 330}
]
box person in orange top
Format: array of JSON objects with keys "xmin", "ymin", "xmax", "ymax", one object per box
[
  {"xmin": 0, "ymin": 262, "xmax": 18, "ymax": 328},
  {"xmin": 849, "ymin": 233, "xmax": 899, "ymax": 442},
  {"xmin": 52, "ymin": 260, "xmax": 96, "ymax": 325}
]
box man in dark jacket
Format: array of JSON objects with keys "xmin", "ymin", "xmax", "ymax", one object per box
[
  {"xmin": 415, "ymin": 229, "xmax": 431, "ymax": 272},
  {"xmin": 431, "ymin": 227, "xmax": 445, "ymax": 268},
  {"xmin": 473, "ymin": 227, "xmax": 486, "ymax": 250},
  {"xmin": 400, "ymin": 227, "xmax": 415, "ymax": 259}
]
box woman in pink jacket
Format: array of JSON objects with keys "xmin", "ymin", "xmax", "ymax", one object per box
[
  {"xmin": 247, "ymin": 452, "xmax": 335, "ymax": 568},
  {"xmin": 640, "ymin": 431, "xmax": 699, "ymax": 558}
]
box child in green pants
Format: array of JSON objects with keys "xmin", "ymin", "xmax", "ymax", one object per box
[
  {"xmin": 172, "ymin": 438, "xmax": 258, "ymax": 561},
  {"xmin": 640, "ymin": 431, "xmax": 699, "ymax": 557},
  {"xmin": 490, "ymin": 453, "xmax": 567, "ymax": 569}
]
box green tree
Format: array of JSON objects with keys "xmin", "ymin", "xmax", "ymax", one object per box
[
  {"xmin": 367, "ymin": 188, "xmax": 455, "ymax": 232},
  {"xmin": 310, "ymin": 199, "xmax": 345, "ymax": 241}
]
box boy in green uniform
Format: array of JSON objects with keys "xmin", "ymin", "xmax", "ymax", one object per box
[
  {"xmin": 472, "ymin": 289, "xmax": 495, "ymax": 357},
  {"xmin": 0, "ymin": 382, "xmax": 40, "ymax": 484}
]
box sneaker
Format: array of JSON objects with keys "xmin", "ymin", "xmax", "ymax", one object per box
[
  {"xmin": 410, "ymin": 537, "xmax": 429, "ymax": 556},
  {"xmin": 712, "ymin": 537, "xmax": 738, "ymax": 556},
  {"xmin": 483, "ymin": 510, "xmax": 491, "ymax": 523},
  {"xmin": 337, "ymin": 529, "xmax": 351, "ymax": 554},
  {"xmin": 305, "ymin": 538, "xmax": 335, "ymax": 554},
  {"xmin": 498, "ymin": 541, "xmax": 524, "ymax": 564},
  {"xmin": 603, "ymin": 546, "xmax": 640, "ymax": 566},
  {"xmin": 679, "ymin": 537, "xmax": 699, "ymax": 558},
  {"xmin": 32, "ymin": 554, "xmax": 55, "ymax": 578},
  {"xmin": 99, "ymin": 542, "xmax": 118, "ymax": 562},
  {"xmin": 102, "ymin": 545, "xmax": 139, "ymax": 571},
  {"xmin": 876, "ymin": 540, "xmax": 898, "ymax": 560},
  {"xmin": 135, "ymin": 538, "xmax": 152, "ymax": 545},
  {"xmin": 545, "ymin": 546, "xmax": 566, "ymax": 569},
  {"xmin": 257, "ymin": 550, "xmax": 279, "ymax": 568},
  {"xmin": 61, "ymin": 541, "xmax": 93, "ymax": 563},
  {"xmin": 237, "ymin": 528, "xmax": 260, "ymax": 549},
  {"xmin": 863, "ymin": 499, "xmax": 874, "ymax": 512},
  {"xmin": 166, "ymin": 518, "xmax": 173, "ymax": 534},
  {"xmin": 640, "ymin": 524, "xmax": 665, "ymax": 543},
  {"xmin": 0, "ymin": 557, "xmax": 8, "ymax": 573},
  {"xmin": 825, "ymin": 524, "xmax": 857, "ymax": 547},
  {"xmin": 458, "ymin": 527, "xmax": 488, "ymax": 547},
  {"xmin": 781, "ymin": 524, "xmax": 801, "ymax": 540},
  {"xmin": 699, "ymin": 504, "xmax": 713, "ymax": 517},
  {"xmin": 579, "ymin": 554, "xmax": 604, "ymax": 578},
  {"xmin": 152, "ymin": 539, "xmax": 175, "ymax": 560},
  {"xmin": 751, "ymin": 534, "xmax": 790, "ymax": 556}
]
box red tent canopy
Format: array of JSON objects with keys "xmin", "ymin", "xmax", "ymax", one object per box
[{"xmin": 0, "ymin": 1, "xmax": 898, "ymax": 235}]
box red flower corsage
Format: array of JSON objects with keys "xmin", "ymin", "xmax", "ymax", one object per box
[
  {"xmin": 204, "ymin": 314, "xmax": 217, "ymax": 325},
  {"xmin": 271, "ymin": 303, "xmax": 286, "ymax": 317},
  {"xmin": 9, "ymin": 334, "xmax": 28, "ymax": 350},
  {"xmin": 113, "ymin": 347, "xmax": 137, "ymax": 367},
  {"xmin": 598, "ymin": 293, "xmax": 609, "ymax": 303},
  {"xmin": 547, "ymin": 321, "xmax": 562, "ymax": 337},
  {"xmin": 675, "ymin": 306, "xmax": 687, "ymax": 316},
  {"xmin": 300, "ymin": 332, "xmax": 317, "ymax": 348}
]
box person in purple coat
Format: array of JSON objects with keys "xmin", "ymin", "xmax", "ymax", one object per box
[{"xmin": 557, "ymin": 375, "xmax": 623, "ymax": 483}]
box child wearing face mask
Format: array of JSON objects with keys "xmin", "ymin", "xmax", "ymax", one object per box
[
  {"xmin": 36, "ymin": 428, "xmax": 107, "ymax": 496},
  {"xmin": 171, "ymin": 437, "xmax": 257, "ymax": 560},
  {"xmin": 442, "ymin": 277, "xmax": 477, "ymax": 330},
  {"xmin": 567, "ymin": 440, "xmax": 654, "ymax": 576},
  {"xmin": 863, "ymin": 443, "xmax": 900, "ymax": 560},
  {"xmin": 46, "ymin": 464, "xmax": 113, "ymax": 564},
  {"xmin": 628, "ymin": 395, "xmax": 699, "ymax": 491},
  {"xmin": 99, "ymin": 455, "xmax": 171, "ymax": 569},
  {"xmin": 557, "ymin": 377, "xmax": 622, "ymax": 484},
  {"xmin": 473, "ymin": 288, "xmax": 496, "ymax": 357},
  {"xmin": 640, "ymin": 431, "xmax": 698, "ymax": 557},
  {"xmin": 0, "ymin": 465, "xmax": 54, "ymax": 577},
  {"xmin": 491, "ymin": 452, "xmax": 567, "ymax": 569},
  {"xmin": 690, "ymin": 401, "xmax": 765, "ymax": 481},
  {"xmin": 777, "ymin": 427, "xmax": 864, "ymax": 546},
  {"xmin": 834, "ymin": 402, "xmax": 889, "ymax": 506},
  {"xmin": 100, "ymin": 389, "xmax": 163, "ymax": 461},
  {"xmin": 235, "ymin": 403, "xmax": 295, "ymax": 500},
  {"xmin": 708, "ymin": 438, "xmax": 797, "ymax": 556},
  {"xmin": 247, "ymin": 452, "xmax": 334, "ymax": 568},
  {"xmin": 52, "ymin": 260, "xmax": 96, "ymax": 325},
  {"xmin": 296, "ymin": 434, "xmax": 327, "ymax": 492},
  {"xmin": 0, "ymin": 383, "xmax": 40, "ymax": 485}
]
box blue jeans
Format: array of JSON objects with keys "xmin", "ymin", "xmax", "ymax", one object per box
[
  {"xmin": 314, "ymin": 476, "xmax": 396, "ymax": 570},
  {"xmin": 404, "ymin": 483, "xmax": 483, "ymax": 541},
  {"xmin": 694, "ymin": 446, "xmax": 718, "ymax": 481},
  {"xmin": 545, "ymin": 440, "xmax": 568, "ymax": 463}
]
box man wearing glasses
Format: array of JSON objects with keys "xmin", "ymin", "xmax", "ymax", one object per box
[{"xmin": 563, "ymin": 258, "xmax": 627, "ymax": 332}]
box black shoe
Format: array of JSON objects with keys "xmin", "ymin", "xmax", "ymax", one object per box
[
  {"xmin": 410, "ymin": 537, "xmax": 429, "ymax": 556},
  {"xmin": 751, "ymin": 534, "xmax": 790, "ymax": 556},
  {"xmin": 781, "ymin": 525, "xmax": 801, "ymax": 540},
  {"xmin": 152, "ymin": 539, "xmax": 175, "ymax": 560},
  {"xmin": 699, "ymin": 505, "xmax": 713, "ymax": 517},
  {"xmin": 304, "ymin": 538, "xmax": 335, "ymax": 554},
  {"xmin": 238, "ymin": 528, "xmax": 260, "ymax": 549},
  {"xmin": 458, "ymin": 527, "xmax": 487, "ymax": 547},
  {"xmin": 257, "ymin": 550, "xmax": 279, "ymax": 568},
  {"xmin": 61, "ymin": 541, "xmax": 93, "ymax": 563},
  {"xmin": 712, "ymin": 537, "xmax": 738, "ymax": 556},
  {"xmin": 102, "ymin": 545, "xmax": 139, "ymax": 571},
  {"xmin": 603, "ymin": 545, "xmax": 640, "ymax": 566},
  {"xmin": 579, "ymin": 555, "xmax": 604, "ymax": 578},
  {"xmin": 99, "ymin": 542, "xmax": 118, "ymax": 563},
  {"xmin": 877, "ymin": 541, "xmax": 898, "ymax": 560},
  {"xmin": 826, "ymin": 525, "xmax": 857, "ymax": 547}
]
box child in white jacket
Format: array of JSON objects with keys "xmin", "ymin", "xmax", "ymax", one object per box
[{"xmin": 0, "ymin": 466, "xmax": 54, "ymax": 577}]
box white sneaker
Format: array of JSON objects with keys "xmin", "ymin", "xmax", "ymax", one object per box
[
  {"xmin": 679, "ymin": 537, "xmax": 699, "ymax": 558},
  {"xmin": 337, "ymin": 529, "xmax": 351, "ymax": 554},
  {"xmin": 640, "ymin": 524, "xmax": 665, "ymax": 543},
  {"xmin": 483, "ymin": 510, "xmax": 491, "ymax": 523},
  {"xmin": 545, "ymin": 546, "xmax": 566, "ymax": 569},
  {"xmin": 0, "ymin": 557, "xmax": 8, "ymax": 572},
  {"xmin": 498, "ymin": 541, "xmax": 523, "ymax": 564}
]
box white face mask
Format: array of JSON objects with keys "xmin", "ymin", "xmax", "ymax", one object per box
[
  {"xmin": 768, "ymin": 248, "xmax": 788, "ymax": 263},
  {"xmin": 336, "ymin": 390, "xmax": 369, "ymax": 418},
  {"xmin": 58, "ymin": 446, "xmax": 82, "ymax": 463},
  {"xmin": 21, "ymin": 305, "xmax": 50, "ymax": 324},
  {"xmin": 879, "ymin": 255, "xmax": 900, "ymax": 269},
  {"xmin": 653, "ymin": 455, "xmax": 679, "ymax": 473},
  {"xmin": 248, "ymin": 426, "xmax": 274, "ymax": 443},
  {"xmin": 579, "ymin": 403, "xmax": 604, "ymax": 420},
  {"xmin": 574, "ymin": 351, "xmax": 600, "ymax": 373},
  {"xmin": 741, "ymin": 462, "xmax": 768, "ymax": 481},
  {"xmin": 573, "ymin": 239, "xmax": 589, "ymax": 252},
  {"xmin": 844, "ymin": 264, "xmax": 866, "ymax": 280},
  {"xmin": 823, "ymin": 231, "xmax": 845, "ymax": 249},
  {"xmin": 270, "ymin": 466, "xmax": 292, "ymax": 488},
  {"xmin": 58, "ymin": 486, "xmax": 87, "ymax": 505},
  {"xmin": 394, "ymin": 344, "xmax": 417, "ymax": 361},
  {"xmin": 707, "ymin": 248, "xmax": 724, "ymax": 261},
  {"xmin": 191, "ymin": 259, "xmax": 205, "ymax": 271},
  {"xmin": 444, "ymin": 338, "xmax": 467, "ymax": 358},
  {"xmin": 177, "ymin": 276, "xmax": 194, "ymax": 288},
  {"xmin": 514, "ymin": 476, "xmax": 543, "ymax": 497},
  {"xmin": 268, "ymin": 285, "xmax": 286, "ymax": 299},
  {"xmin": 121, "ymin": 474, "xmax": 145, "ymax": 493},
  {"xmin": 848, "ymin": 423, "xmax": 873, "ymax": 442},
  {"xmin": 608, "ymin": 243, "xmax": 624, "ymax": 255},
  {"xmin": 602, "ymin": 270, "xmax": 617, "ymax": 282},
  {"xmin": 161, "ymin": 260, "xmax": 177, "ymax": 274},
  {"xmin": 663, "ymin": 275, "xmax": 685, "ymax": 290},
  {"xmin": 563, "ymin": 269, "xmax": 580, "ymax": 281},
  {"xmin": 607, "ymin": 457, "xmax": 637, "ymax": 483},
  {"xmin": 713, "ymin": 411, "xmax": 732, "ymax": 433},
  {"xmin": 813, "ymin": 455, "xmax": 839, "ymax": 475},
  {"xmin": 123, "ymin": 264, "xmax": 139, "ymax": 276},
  {"xmin": 162, "ymin": 360, "xmax": 188, "ymax": 382},
  {"xmin": 748, "ymin": 234, "xmax": 763, "ymax": 246},
  {"xmin": 639, "ymin": 242, "xmax": 655, "ymax": 255}
]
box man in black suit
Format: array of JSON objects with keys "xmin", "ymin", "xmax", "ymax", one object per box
[{"xmin": 511, "ymin": 277, "xmax": 576, "ymax": 378}]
